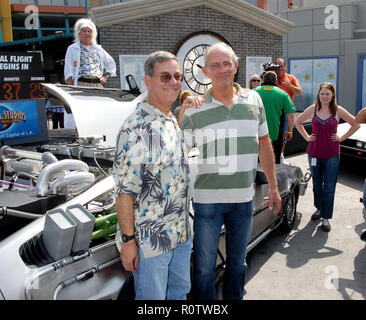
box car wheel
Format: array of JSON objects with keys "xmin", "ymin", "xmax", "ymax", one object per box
[
  {"xmin": 280, "ymin": 190, "xmax": 297, "ymax": 232},
  {"xmin": 117, "ymin": 273, "xmax": 135, "ymax": 300}
]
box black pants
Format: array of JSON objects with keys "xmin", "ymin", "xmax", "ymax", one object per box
[
  {"xmin": 271, "ymin": 111, "xmax": 285, "ymax": 164},
  {"xmin": 52, "ymin": 112, "xmax": 64, "ymax": 129}
]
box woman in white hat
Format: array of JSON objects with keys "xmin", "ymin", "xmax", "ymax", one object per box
[{"xmin": 64, "ymin": 18, "xmax": 116, "ymax": 87}]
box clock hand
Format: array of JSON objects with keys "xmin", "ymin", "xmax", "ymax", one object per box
[{"xmin": 196, "ymin": 63, "xmax": 203, "ymax": 69}]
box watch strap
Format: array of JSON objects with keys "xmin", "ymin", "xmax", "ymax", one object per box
[{"xmin": 122, "ymin": 234, "xmax": 135, "ymax": 242}]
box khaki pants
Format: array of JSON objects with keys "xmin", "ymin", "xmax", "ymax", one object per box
[{"xmin": 77, "ymin": 81, "xmax": 103, "ymax": 88}]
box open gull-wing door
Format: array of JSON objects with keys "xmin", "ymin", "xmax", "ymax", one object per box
[{"xmin": 42, "ymin": 84, "xmax": 147, "ymax": 148}]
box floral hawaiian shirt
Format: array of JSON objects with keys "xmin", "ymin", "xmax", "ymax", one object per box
[
  {"xmin": 113, "ymin": 102, "xmax": 191, "ymax": 258},
  {"xmin": 78, "ymin": 43, "xmax": 103, "ymax": 78}
]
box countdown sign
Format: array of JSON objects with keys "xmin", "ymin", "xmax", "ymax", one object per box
[{"xmin": 0, "ymin": 51, "xmax": 46, "ymax": 101}]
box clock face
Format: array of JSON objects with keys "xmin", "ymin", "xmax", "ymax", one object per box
[
  {"xmin": 183, "ymin": 44, "xmax": 211, "ymax": 95},
  {"xmin": 176, "ymin": 33, "xmax": 222, "ymax": 95}
]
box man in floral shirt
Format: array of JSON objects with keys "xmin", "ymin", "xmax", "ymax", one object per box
[{"xmin": 113, "ymin": 51, "xmax": 192, "ymax": 300}]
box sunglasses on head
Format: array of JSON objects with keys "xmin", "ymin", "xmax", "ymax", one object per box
[
  {"xmin": 157, "ymin": 72, "xmax": 184, "ymax": 83},
  {"xmin": 251, "ymin": 79, "xmax": 261, "ymax": 82}
]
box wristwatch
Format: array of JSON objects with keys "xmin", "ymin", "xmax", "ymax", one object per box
[
  {"xmin": 105, "ymin": 73, "xmax": 111, "ymax": 78},
  {"xmin": 122, "ymin": 234, "xmax": 135, "ymax": 243}
]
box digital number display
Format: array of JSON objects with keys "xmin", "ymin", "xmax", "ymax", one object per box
[
  {"xmin": 0, "ymin": 82, "xmax": 46, "ymax": 101},
  {"xmin": 0, "ymin": 52, "xmax": 45, "ymax": 102}
]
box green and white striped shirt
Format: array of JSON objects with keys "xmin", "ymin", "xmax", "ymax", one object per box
[{"xmin": 181, "ymin": 83, "xmax": 268, "ymax": 204}]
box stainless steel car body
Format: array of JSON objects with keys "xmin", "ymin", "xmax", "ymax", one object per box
[{"xmin": 0, "ymin": 176, "xmax": 125, "ymax": 300}]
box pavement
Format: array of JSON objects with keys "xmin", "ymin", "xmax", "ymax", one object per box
[{"xmin": 243, "ymin": 152, "xmax": 366, "ymax": 300}]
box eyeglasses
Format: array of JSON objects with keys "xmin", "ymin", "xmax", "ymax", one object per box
[
  {"xmin": 251, "ymin": 79, "xmax": 261, "ymax": 82},
  {"xmin": 208, "ymin": 61, "xmax": 234, "ymax": 70},
  {"xmin": 157, "ymin": 72, "xmax": 184, "ymax": 83}
]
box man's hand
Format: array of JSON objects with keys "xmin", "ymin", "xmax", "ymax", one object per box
[
  {"xmin": 264, "ymin": 187, "xmax": 282, "ymax": 215},
  {"xmin": 285, "ymin": 114, "xmax": 295, "ymax": 141},
  {"xmin": 121, "ymin": 240, "xmax": 139, "ymax": 273},
  {"xmin": 66, "ymin": 77, "xmax": 74, "ymax": 85},
  {"xmin": 282, "ymin": 77, "xmax": 291, "ymax": 87},
  {"xmin": 116, "ymin": 193, "xmax": 138, "ymax": 272},
  {"xmin": 182, "ymin": 95, "xmax": 204, "ymax": 110},
  {"xmin": 258, "ymin": 134, "xmax": 282, "ymax": 215},
  {"xmin": 100, "ymin": 75, "xmax": 108, "ymax": 85},
  {"xmin": 284, "ymin": 131, "xmax": 293, "ymax": 141},
  {"xmin": 178, "ymin": 95, "xmax": 204, "ymax": 125},
  {"xmin": 282, "ymin": 76, "xmax": 302, "ymax": 96}
]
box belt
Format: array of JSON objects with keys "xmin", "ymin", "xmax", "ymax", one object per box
[{"xmin": 78, "ymin": 77, "xmax": 100, "ymax": 83}]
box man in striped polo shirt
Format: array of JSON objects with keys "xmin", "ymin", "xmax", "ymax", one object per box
[{"xmin": 179, "ymin": 42, "xmax": 281, "ymax": 300}]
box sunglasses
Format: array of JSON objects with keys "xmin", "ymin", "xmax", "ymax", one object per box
[
  {"xmin": 157, "ymin": 72, "xmax": 184, "ymax": 83},
  {"xmin": 251, "ymin": 79, "xmax": 261, "ymax": 82}
]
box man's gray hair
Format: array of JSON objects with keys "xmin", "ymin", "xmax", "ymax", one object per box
[
  {"xmin": 204, "ymin": 42, "xmax": 239, "ymax": 66},
  {"xmin": 263, "ymin": 71, "xmax": 277, "ymax": 84},
  {"xmin": 144, "ymin": 51, "xmax": 178, "ymax": 76},
  {"xmin": 73, "ymin": 18, "xmax": 97, "ymax": 44}
]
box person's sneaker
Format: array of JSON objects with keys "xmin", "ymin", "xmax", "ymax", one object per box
[
  {"xmin": 280, "ymin": 153, "xmax": 289, "ymax": 165},
  {"xmin": 321, "ymin": 220, "xmax": 331, "ymax": 232},
  {"xmin": 311, "ymin": 210, "xmax": 321, "ymax": 220}
]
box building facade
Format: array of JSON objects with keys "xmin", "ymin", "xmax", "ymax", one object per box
[
  {"xmin": 280, "ymin": 0, "xmax": 366, "ymax": 114},
  {"xmin": 1, "ymin": 0, "xmax": 296, "ymax": 84},
  {"xmin": 89, "ymin": 0, "xmax": 292, "ymax": 93},
  {"xmin": 3, "ymin": 0, "xmax": 364, "ymax": 115}
]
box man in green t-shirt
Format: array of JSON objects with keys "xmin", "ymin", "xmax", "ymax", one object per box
[{"xmin": 254, "ymin": 71, "xmax": 296, "ymax": 164}]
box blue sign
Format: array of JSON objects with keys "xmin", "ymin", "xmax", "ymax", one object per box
[{"xmin": 0, "ymin": 100, "xmax": 40, "ymax": 140}]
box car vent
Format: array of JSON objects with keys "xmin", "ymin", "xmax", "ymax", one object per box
[{"xmin": 19, "ymin": 233, "xmax": 54, "ymax": 267}]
